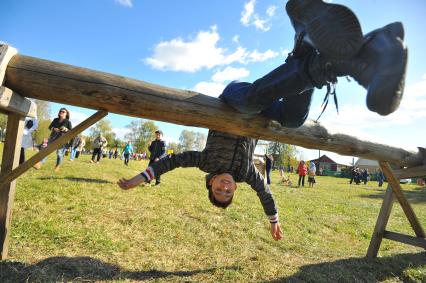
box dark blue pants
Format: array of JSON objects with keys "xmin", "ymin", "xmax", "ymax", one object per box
[{"xmin": 219, "ymin": 56, "xmax": 314, "ymax": 128}]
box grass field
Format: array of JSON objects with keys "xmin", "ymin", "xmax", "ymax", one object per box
[{"xmin": 0, "ymin": 149, "xmax": 425, "ymax": 282}]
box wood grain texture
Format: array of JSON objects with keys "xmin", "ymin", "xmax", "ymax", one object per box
[
  {"xmin": 0, "ymin": 87, "xmax": 36, "ymax": 117},
  {"xmin": 4, "ymin": 54, "xmax": 425, "ymax": 167},
  {"xmin": 0, "ymin": 114, "xmax": 24, "ymax": 259},
  {"xmin": 379, "ymin": 161, "xmax": 425, "ymax": 238}
]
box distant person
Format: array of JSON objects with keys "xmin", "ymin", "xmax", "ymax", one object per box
[
  {"xmin": 123, "ymin": 141, "xmax": 134, "ymax": 166},
  {"xmin": 48, "ymin": 108, "xmax": 72, "ymax": 172},
  {"xmin": 297, "ymin": 160, "xmax": 307, "ymax": 187},
  {"xmin": 20, "ymin": 116, "xmax": 38, "ymax": 164},
  {"xmin": 91, "ymin": 134, "xmax": 108, "ymax": 164},
  {"xmin": 75, "ymin": 136, "xmax": 85, "ymax": 159},
  {"xmin": 113, "ymin": 144, "xmax": 119, "ymax": 159},
  {"xmin": 279, "ymin": 165, "xmax": 285, "ymax": 177},
  {"xmin": 362, "ymin": 168, "xmax": 369, "ymax": 185},
  {"xmin": 108, "ymin": 148, "xmax": 113, "ymax": 159},
  {"xmin": 308, "ymin": 162, "xmax": 316, "ymax": 187},
  {"xmin": 265, "ymin": 154, "xmax": 274, "ymax": 185},
  {"xmin": 349, "ymin": 166, "xmax": 356, "ymax": 184},
  {"xmin": 376, "ymin": 169, "xmax": 385, "ymax": 187},
  {"xmin": 148, "ymin": 130, "xmax": 166, "ymax": 186},
  {"xmin": 69, "ymin": 135, "xmax": 82, "ymax": 161}
]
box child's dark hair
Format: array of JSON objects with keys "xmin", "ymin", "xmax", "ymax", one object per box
[{"xmin": 205, "ymin": 174, "xmax": 233, "ymax": 209}]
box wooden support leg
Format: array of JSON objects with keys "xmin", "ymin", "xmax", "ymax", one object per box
[
  {"xmin": 379, "ymin": 161, "xmax": 425, "ymax": 238},
  {"xmin": 0, "ymin": 113, "xmax": 24, "ymax": 260},
  {"xmin": 366, "ymin": 185, "xmax": 395, "ymax": 258},
  {"xmin": 367, "ymin": 161, "xmax": 426, "ymax": 257}
]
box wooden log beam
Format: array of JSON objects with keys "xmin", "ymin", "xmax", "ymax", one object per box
[
  {"xmin": 4, "ymin": 54, "xmax": 425, "ymax": 167},
  {"xmin": 393, "ymin": 165, "xmax": 426, "ymax": 179},
  {"xmin": 0, "ymin": 87, "xmax": 37, "ymax": 117}
]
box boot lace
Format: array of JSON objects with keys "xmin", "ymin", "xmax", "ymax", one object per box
[
  {"xmin": 315, "ymin": 59, "xmax": 339, "ymax": 121},
  {"xmin": 316, "ymin": 81, "xmax": 339, "ymax": 121}
]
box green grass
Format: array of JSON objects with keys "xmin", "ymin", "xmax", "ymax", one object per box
[{"xmin": 0, "ymin": 148, "xmax": 425, "ymax": 282}]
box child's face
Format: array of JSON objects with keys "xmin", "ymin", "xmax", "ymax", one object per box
[
  {"xmin": 155, "ymin": 133, "xmax": 162, "ymax": 140},
  {"xmin": 209, "ymin": 173, "xmax": 237, "ymax": 203}
]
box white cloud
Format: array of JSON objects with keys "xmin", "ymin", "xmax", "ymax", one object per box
[
  {"xmin": 145, "ymin": 26, "xmax": 248, "ymax": 72},
  {"xmin": 212, "ymin": 66, "xmax": 250, "ymax": 82},
  {"xmin": 240, "ymin": 0, "xmax": 274, "ymax": 31},
  {"xmin": 232, "ymin": 35, "xmax": 240, "ymax": 44},
  {"xmin": 281, "ymin": 48, "xmax": 290, "ymax": 57},
  {"xmin": 241, "ymin": 0, "xmax": 255, "ymax": 25},
  {"xmin": 145, "ymin": 26, "xmax": 278, "ymax": 72},
  {"xmin": 266, "ymin": 6, "xmax": 277, "ymax": 17},
  {"xmin": 115, "ymin": 0, "xmax": 132, "ymax": 7},
  {"xmin": 253, "ymin": 15, "xmax": 270, "ymax": 31},
  {"xmin": 247, "ymin": 49, "xmax": 278, "ymax": 62},
  {"xmin": 193, "ymin": 81, "xmax": 226, "ymax": 97}
]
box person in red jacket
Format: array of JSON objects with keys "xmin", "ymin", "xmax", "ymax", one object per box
[{"xmin": 297, "ymin": 160, "xmax": 307, "ymax": 187}]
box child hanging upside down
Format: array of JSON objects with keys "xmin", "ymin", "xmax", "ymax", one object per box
[{"xmin": 118, "ymin": 0, "xmax": 407, "ymax": 240}]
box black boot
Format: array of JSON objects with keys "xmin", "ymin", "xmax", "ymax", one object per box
[
  {"xmin": 286, "ymin": 0, "xmax": 363, "ymax": 59},
  {"xmin": 308, "ymin": 22, "xmax": 407, "ymax": 116}
]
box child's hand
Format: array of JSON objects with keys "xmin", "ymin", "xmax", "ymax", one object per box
[
  {"xmin": 270, "ymin": 222, "xmax": 283, "ymax": 241},
  {"xmin": 117, "ymin": 174, "xmax": 146, "ymax": 190}
]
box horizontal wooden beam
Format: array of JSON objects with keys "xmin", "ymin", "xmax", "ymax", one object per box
[
  {"xmin": 383, "ymin": 230, "xmax": 426, "ymax": 249},
  {"xmin": 0, "ymin": 87, "xmax": 36, "ymax": 117},
  {"xmin": 393, "ymin": 165, "xmax": 426, "ymax": 179},
  {"xmin": 3, "ymin": 54, "xmax": 425, "ymax": 167}
]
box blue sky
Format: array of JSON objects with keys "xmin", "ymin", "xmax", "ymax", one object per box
[{"xmin": 2, "ymin": 0, "xmax": 426, "ymax": 163}]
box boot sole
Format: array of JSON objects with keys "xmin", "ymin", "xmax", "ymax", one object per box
[
  {"xmin": 286, "ymin": 0, "xmax": 363, "ymax": 59},
  {"xmin": 366, "ymin": 22, "xmax": 407, "ymax": 115}
]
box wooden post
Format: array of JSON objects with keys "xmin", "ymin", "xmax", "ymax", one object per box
[
  {"xmin": 0, "ymin": 110, "xmax": 108, "ymax": 186},
  {"xmin": 0, "ymin": 113, "xmax": 24, "ymax": 259},
  {"xmin": 366, "ymin": 185, "xmax": 395, "ymax": 258},
  {"xmin": 367, "ymin": 162, "xmax": 426, "ymax": 257},
  {"xmin": 379, "ymin": 161, "xmax": 425, "ymax": 238}
]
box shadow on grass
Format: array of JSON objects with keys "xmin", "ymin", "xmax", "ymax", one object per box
[
  {"xmin": 38, "ymin": 176, "xmax": 113, "ymax": 184},
  {"xmin": 360, "ymin": 186, "xmax": 426, "ymax": 204},
  {"xmin": 267, "ymin": 252, "xmax": 426, "ymax": 283},
  {"xmin": 0, "ymin": 256, "xmax": 238, "ymax": 282}
]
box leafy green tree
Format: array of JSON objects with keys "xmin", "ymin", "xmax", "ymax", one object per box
[
  {"xmin": 267, "ymin": 142, "xmax": 298, "ymax": 169},
  {"xmin": 124, "ymin": 119, "xmax": 157, "ymax": 153},
  {"xmin": 179, "ymin": 130, "xmax": 196, "ymax": 151},
  {"xmin": 194, "ymin": 132, "xmax": 207, "ymax": 151},
  {"xmin": 167, "ymin": 141, "xmax": 182, "ymax": 154},
  {"xmin": 89, "ymin": 119, "xmax": 116, "ymax": 147}
]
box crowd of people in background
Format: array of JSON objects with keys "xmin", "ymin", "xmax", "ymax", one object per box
[
  {"xmin": 13, "ymin": 106, "xmax": 425, "ymax": 189},
  {"xmin": 349, "ymin": 166, "xmax": 370, "ymax": 185}
]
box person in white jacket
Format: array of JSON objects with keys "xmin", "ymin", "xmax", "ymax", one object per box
[{"xmin": 20, "ymin": 116, "xmax": 38, "ymax": 164}]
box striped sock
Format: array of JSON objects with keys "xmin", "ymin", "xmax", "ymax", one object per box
[
  {"xmin": 268, "ymin": 214, "xmax": 279, "ymax": 224},
  {"xmin": 141, "ymin": 166, "xmax": 155, "ymax": 182}
]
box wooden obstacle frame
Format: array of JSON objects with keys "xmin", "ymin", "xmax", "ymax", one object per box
[{"xmin": 0, "ymin": 44, "xmax": 425, "ymax": 260}]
